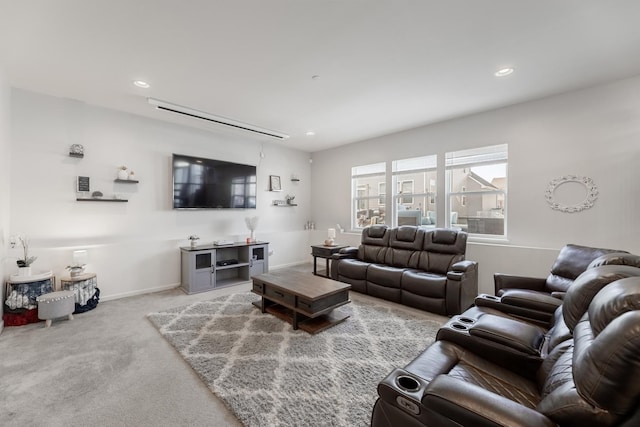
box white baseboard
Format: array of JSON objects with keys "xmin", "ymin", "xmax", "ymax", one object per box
[
  {"xmin": 271, "ymin": 261, "xmax": 309, "ymax": 270},
  {"xmin": 101, "ymin": 283, "xmax": 181, "ymax": 302}
]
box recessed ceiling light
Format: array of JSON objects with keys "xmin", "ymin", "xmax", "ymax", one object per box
[
  {"xmin": 494, "ymin": 67, "xmax": 514, "ymax": 77},
  {"xmin": 133, "ymin": 80, "xmax": 150, "ymax": 88},
  {"xmin": 306, "ymin": 131, "xmax": 316, "ymax": 136}
]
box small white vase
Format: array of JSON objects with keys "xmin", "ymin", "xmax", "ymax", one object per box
[{"xmin": 117, "ymin": 169, "xmax": 129, "ymax": 180}]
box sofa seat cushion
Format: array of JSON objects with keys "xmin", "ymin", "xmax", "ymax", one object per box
[
  {"xmin": 367, "ymin": 264, "xmax": 404, "ymax": 288},
  {"xmin": 405, "ymin": 341, "xmax": 540, "ymax": 409},
  {"xmin": 402, "ymin": 270, "xmax": 447, "ymax": 298},
  {"xmin": 366, "ymin": 264, "xmax": 404, "ymax": 303}
]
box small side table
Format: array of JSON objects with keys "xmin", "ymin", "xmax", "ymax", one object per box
[
  {"xmin": 310, "ymin": 245, "xmax": 349, "ymax": 278},
  {"xmin": 5, "ymin": 271, "xmax": 56, "ymax": 310},
  {"xmin": 60, "ymin": 273, "xmax": 98, "ymax": 309}
]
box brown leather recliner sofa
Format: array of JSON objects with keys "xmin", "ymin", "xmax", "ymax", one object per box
[
  {"xmin": 371, "ymin": 261, "xmax": 640, "ymax": 427},
  {"xmin": 474, "ymin": 244, "xmax": 627, "ymax": 327},
  {"xmin": 330, "ymin": 225, "xmax": 478, "ymax": 316}
]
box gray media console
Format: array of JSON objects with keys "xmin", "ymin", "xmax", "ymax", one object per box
[{"xmin": 180, "ymin": 241, "xmax": 269, "ymax": 294}]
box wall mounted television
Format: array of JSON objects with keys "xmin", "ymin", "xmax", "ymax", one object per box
[{"xmin": 172, "ymin": 153, "xmax": 257, "ymax": 209}]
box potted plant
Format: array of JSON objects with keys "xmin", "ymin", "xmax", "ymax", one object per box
[
  {"xmin": 16, "ymin": 236, "xmax": 37, "ymax": 276},
  {"xmin": 117, "ymin": 165, "xmax": 129, "ymax": 180},
  {"xmin": 189, "ymin": 235, "xmax": 200, "ymax": 248}
]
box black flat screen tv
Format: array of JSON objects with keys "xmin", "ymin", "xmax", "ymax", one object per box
[{"xmin": 172, "ymin": 154, "xmax": 257, "ymax": 209}]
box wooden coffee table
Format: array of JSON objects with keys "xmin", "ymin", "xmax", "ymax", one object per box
[{"xmin": 251, "ymin": 270, "xmax": 351, "ymax": 334}]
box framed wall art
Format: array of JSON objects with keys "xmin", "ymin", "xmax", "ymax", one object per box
[{"xmin": 269, "ymin": 175, "xmax": 282, "ymax": 191}]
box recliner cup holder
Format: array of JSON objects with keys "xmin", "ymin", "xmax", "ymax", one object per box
[
  {"xmin": 451, "ymin": 322, "xmax": 469, "ymax": 331},
  {"xmin": 457, "ymin": 317, "xmax": 475, "ymax": 324},
  {"xmin": 396, "ymin": 375, "xmax": 420, "ymax": 392},
  {"xmin": 484, "ymin": 295, "xmax": 500, "ymax": 300}
]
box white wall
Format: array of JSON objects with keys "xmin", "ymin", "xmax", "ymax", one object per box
[
  {"xmin": 311, "ymin": 75, "xmax": 640, "ymax": 294},
  {"xmin": 0, "ymin": 69, "xmax": 10, "ymax": 332},
  {"xmin": 8, "ymin": 89, "xmax": 313, "ymax": 300}
]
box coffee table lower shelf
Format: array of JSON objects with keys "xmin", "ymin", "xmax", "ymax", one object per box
[{"xmin": 251, "ymin": 300, "xmax": 350, "ymax": 334}]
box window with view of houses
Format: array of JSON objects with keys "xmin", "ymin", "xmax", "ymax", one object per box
[
  {"xmin": 350, "ymin": 147, "xmax": 506, "ymax": 234},
  {"xmin": 351, "ymin": 162, "xmax": 386, "ymax": 229},
  {"xmin": 393, "ymin": 155, "xmax": 437, "ymax": 227},
  {"xmin": 445, "ymin": 144, "xmax": 508, "ymax": 237}
]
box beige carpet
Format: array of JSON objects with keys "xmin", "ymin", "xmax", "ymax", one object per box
[
  {"xmin": 148, "ymin": 292, "xmax": 443, "ymax": 427},
  {"xmin": 0, "ymin": 263, "xmax": 447, "ymax": 426}
]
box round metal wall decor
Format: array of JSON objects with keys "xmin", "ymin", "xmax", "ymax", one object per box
[{"xmin": 544, "ymin": 175, "xmax": 598, "ymax": 213}]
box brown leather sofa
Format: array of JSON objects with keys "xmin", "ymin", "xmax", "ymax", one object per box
[
  {"xmin": 371, "ymin": 263, "xmax": 640, "ymax": 427},
  {"xmin": 330, "ymin": 225, "xmax": 477, "ymax": 316},
  {"xmin": 474, "ymin": 244, "xmax": 626, "ymax": 326}
]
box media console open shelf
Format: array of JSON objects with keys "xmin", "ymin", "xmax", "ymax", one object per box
[{"xmin": 180, "ymin": 241, "xmax": 269, "ymax": 294}]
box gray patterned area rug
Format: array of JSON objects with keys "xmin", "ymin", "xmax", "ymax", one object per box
[{"xmin": 147, "ymin": 292, "xmax": 443, "ymax": 427}]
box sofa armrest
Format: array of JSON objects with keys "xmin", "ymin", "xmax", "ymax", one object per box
[
  {"xmin": 331, "ymin": 247, "xmax": 358, "ymax": 260},
  {"xmin": 436, "ymin": 314, "xmax": 545, "ymax": 377},
  {"xmin": 330, "ymin": 247, "xmax": 359, "ymax": 280},
  {"xmin": 445, "ymin": 261, "xmax": 478, "ymax": 315},
  {"xmin": 500, "ymin": 289, "xmax": 563, "ymax": 313},
  {"xmin": 423, "ymin": 375, "xmax": 556, "ymax": 427},
  {"xmin": 450, "ymin": 260, "xmax": 476, "ymax": 273},
  {"xmin": 474, "ymin": 291, "xmax": 561, "ymax": 327},
  {"xmin": 494, "ymin": 273, "xmax": 547, "ymax": 295}
]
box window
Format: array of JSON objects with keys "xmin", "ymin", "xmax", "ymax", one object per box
[
  {"xmin": 446, "ymin": 144, "xmax": 507, "ymax": 237},
  {"xmin": 357, "ymin": 185, "xmax": 367, "ymax": 210},
  {"xmin": 393, "ymin": 155, "xmax": 437, "ymax": 227},
  {"xmin": 400, "ymin": 180, "xmax": 414, "ymax": 204},
  {"xmin": 351, "ymin": 162, "xmax": 386, "ymax": 229}
]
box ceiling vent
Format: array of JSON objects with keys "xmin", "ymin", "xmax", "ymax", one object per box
[{"xmin": 147, "ymin": 98, "xmax": 289, "ymax": 140}]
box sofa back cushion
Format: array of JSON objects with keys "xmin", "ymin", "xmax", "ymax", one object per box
[
  {"xmin": 545, "ymin": 244, "xmax": 625, "ymax": 293},
  {"xmin": 561, "ymin": 265, "xmax": 640, "ymax": 331},
  {"xmin": 358, "ymin": 225, "xmax": 390, "ymax": 263},
  {"xmin": 384, "ymin": 226, "xmax": 424, "ymax": 268},
  {"xmin": 417, "ymin": 229, "xmax": 467, "ymax": 274},
  {"xmin": 537, "ymin": 278, "xmax": 640, "ymax": 425},
  {"xmin": 588, "ymin": 252, "xmax": 640, "ymax": 269}
]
